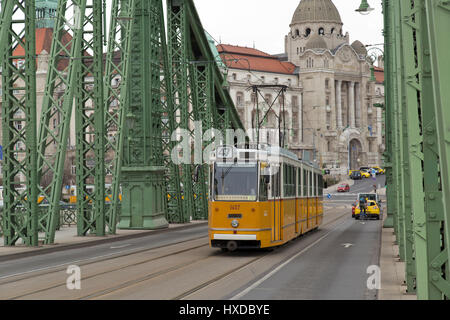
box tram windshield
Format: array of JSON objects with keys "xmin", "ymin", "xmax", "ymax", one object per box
[{"xmin": 213, "ymin": 163, "xmax": 258, "ymax": 201}]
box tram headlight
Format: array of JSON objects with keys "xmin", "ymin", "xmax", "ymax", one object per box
[{"xmin": 231, "ymin": 219, "xmax": 239, "ymax": 228}]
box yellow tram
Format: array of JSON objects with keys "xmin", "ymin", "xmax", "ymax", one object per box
[{"xmin": 208, "ymin": 146, "xmax": 324, "ymax": 251}]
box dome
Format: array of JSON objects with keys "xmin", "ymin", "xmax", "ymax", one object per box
[
  {"xmin": 305, "ymin": 33, "xmax": 328, "ymax": 50},
  {"xmin": 291, "ymin": 0, "xmax": 342, "ymax": 25},
  {"xmin": 351, "ymin": 40, "xmax": 367, "ymax": 56}
]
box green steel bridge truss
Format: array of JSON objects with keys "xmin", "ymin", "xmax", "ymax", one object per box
[
  {"xmin": 382, "ymin": 0, "xmax": 450, "ymax": 299},
  {"xmin": 1, "ymin": 0, "xmax": 449, "ymax": 300},
  {"xmin": 0, "ymin": 0, "xmax": 243, "ymax": 244}
]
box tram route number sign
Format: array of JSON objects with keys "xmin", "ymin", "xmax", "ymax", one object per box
[{"xmin": 217, "ymin": 146, "xmax": 234, "ymax": 159}]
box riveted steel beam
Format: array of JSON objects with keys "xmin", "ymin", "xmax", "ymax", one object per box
[
  {"xmin": 103, "ymin": 0, "xmax": 135, "ymax": 234},
  {"xmin": 1, "ymin": 0, "xmax": 38, "ymax": 246}
]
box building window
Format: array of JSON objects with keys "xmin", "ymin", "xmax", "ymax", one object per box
[
  {"xmin": 305, "ymin": 28, "xmax": 311, "ymax": 37},
  {"xmin": 236, "ymin": 92, "xmax": 244, "ymax": 106},
  {"xmin": 319, "ymin": 27, "xmax": 325, "ymax": 35},
  {"xmin": 325, "ymin": 79, "xmax": 329, "ymax": 89},
  {"xmin": 232, "ymin": 73, "xmax": 237, "ymax": 81},
  {"xmin": 274, "ymin": 77, "xmax": 279, "ymax": 84},
  {"xmin": 326, "ymin": 111, "xmax": 331, "ymax": 127},
  {"xmin": 261, "ymin": 76, "xmax": 265, "ymax": 83},
  {"xmin": 292, "ymin": 96, "xmax": 298, "ymax": 108}
]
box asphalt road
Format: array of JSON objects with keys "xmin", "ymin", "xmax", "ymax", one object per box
[
  {"xmin": 231, "ymin": 176, "xmax": 385, "ymax": 300},
  {"xmin": 0, "ymin": 224, "xmax": 208, "ymax": 280},
  {"xmin": 0, "ymin": 176, "xmax": 385, "ymax": 300}
]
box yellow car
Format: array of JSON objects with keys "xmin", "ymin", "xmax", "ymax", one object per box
[
  {"xmin": 348, "ymin": 170, "xmax": 359, "ymax": 177},
  {"xmin": 355, "ymin": 200, "xmax": 381, "ymax": 220},
  {"xmin": 373, "ymin": 166, "xmax": 385, "ymax": 174},
  {"xmin": 360, "ymin": 170, "xmax": 371, "ymax": 178}
]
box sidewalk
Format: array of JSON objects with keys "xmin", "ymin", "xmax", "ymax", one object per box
[
  {"xmin": 378, "ymin": 218, "xmax": 417, "ymax": 300},
  {"xmin": 0, "ymin": 220, "xmax": 208, "ymax": 260}
]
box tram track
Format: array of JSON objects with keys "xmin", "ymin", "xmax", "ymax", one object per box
[
  {"xmin": 1, "ymin": 237, "xmax": 209, "ymax": 300},
  {"xmin": 2, "ymin": 206, "xmax": 351, "ymax": 300},
  {"xmin": 0, "ymin": 235, "xmax": 208, "ymax": 284}
]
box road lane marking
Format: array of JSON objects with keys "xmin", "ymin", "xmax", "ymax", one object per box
[{"xmin": 230, "ymin": 218, "xmax": 349, "ymax": 300}]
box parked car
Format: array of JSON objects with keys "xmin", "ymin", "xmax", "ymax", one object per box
[
  {"xmin": 337, "ymin": 183, "xmax": 350, "ymax": 192},
  {"xmin": 350, "ymin": 171, "xmax": 362, "ymax": 180},
  {"xmin": 373, "ymin": 166, "xmax": 385, "ymax": 175},
  {"xmin": 360, "ymin": 170, "xmax": 371, "ymax": 178},
  {"xmin": 354, "ymin": 200, "xmax": 381, "ymax": 220}
]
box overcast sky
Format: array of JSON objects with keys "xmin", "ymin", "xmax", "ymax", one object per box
[{"xmin": 192, "ymin": 0, "xmax": 384, "ymax": 55}]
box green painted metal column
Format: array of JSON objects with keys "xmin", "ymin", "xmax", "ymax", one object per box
[
  {"xmin": 103, "ymin": 0, "xmax": 136, "ymax": 234},
  {"xmin": 190, "ymin": 63, "xmax": 214, "ymax": 220},
  {"xmin": 391, "ymin": 0, "xmax": 406, "ymax": 261},
  {"xmin": 118, "ymin": 0, "xmax": 169, "ymax": 230},
  {"xmin": 1, "ymin": 0, "xmax": 39, "ymax": 246},
  {"xmin": 75, "ymin": 0, "xmax": 106, "ymax": 236},
  {"xmin": 411, "ymin": 0, "xmax": 446, "ymax": 300},
  {"xmin": 424, "ymin": 0, "xmax": 450, "ymax": 299},
  {"xmin": 382, "ymin": 0, "xmax": 396, "ymax": 229},
  {"xmin": 166, "ymin": 0, "xmax": 193, "ymax": 224},
  {"xmin": 37, "ymin": 0, "xmax": 88, "ymax": 244}
]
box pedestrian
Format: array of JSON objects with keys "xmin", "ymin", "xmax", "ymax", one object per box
[{"xmin": 359, "ymin": 195, "xmax": 367, "ymax": 220}]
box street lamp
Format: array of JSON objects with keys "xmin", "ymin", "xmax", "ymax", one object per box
[{"xmin": 355, "ymin": 0, "xmax": 374, "ymax": 15}]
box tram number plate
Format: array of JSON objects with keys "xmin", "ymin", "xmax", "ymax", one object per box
[{"xmin": 228, "ymin": 214, "xmax": 243, "ymax": 219}]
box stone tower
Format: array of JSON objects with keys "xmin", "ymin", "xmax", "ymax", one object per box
[
  {"xmin": 36, "ymin": 0, "xmax": 58, "ymax": 29},
  {"xmin": 285, "ymin": 0, "xmax": 349, "ymax": 65}
]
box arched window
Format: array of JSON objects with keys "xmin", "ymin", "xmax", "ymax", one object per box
[
  {"xmin": 295, "ymin": 29, "xmax": 300, "ymax": 37},
  {"xmin": 319, "ymin": 27, "xmax": 325, "ymax": 35},
  {"xmin": 305, "ymin": 28, "xmax": 311, "ymax": 37},
  {"xmin": 331, "ymin": 28, "xmax": 335, "ymax": 34}
]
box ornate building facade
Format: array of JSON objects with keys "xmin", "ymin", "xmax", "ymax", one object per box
[{"xmin": 219, "ymin": 0, "xmax": 384, "ymax": 173}]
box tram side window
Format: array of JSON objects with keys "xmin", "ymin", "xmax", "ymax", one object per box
[
  {"xmin": 315, "ymin": 173, "xmax": 319, "ymax": 197},
  {"xmin": 283, "ymin": 164, "xmax": 295, "ymax": 197},
  {"xmin": 259, "ymin": 174, "xmax": 268, "ymax": 201},
  {"xmin": 308, "ymin": 172, "xmax": 312, "ymax": 197},
  {"xmin": 304, "ymin": 170, "xmax": 307, "ymax": 197},
  {"xmin": 318, "ymin": 175, "xmax": 324, "ymax": 196},
  {"xmin": 271, "ymin": 169, "xmax": 281, "ymax": 198}
]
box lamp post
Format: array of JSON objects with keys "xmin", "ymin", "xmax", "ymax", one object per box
[{"xmin": 355, "ymin": 0, "xmax": 374, "ymax": 14}]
